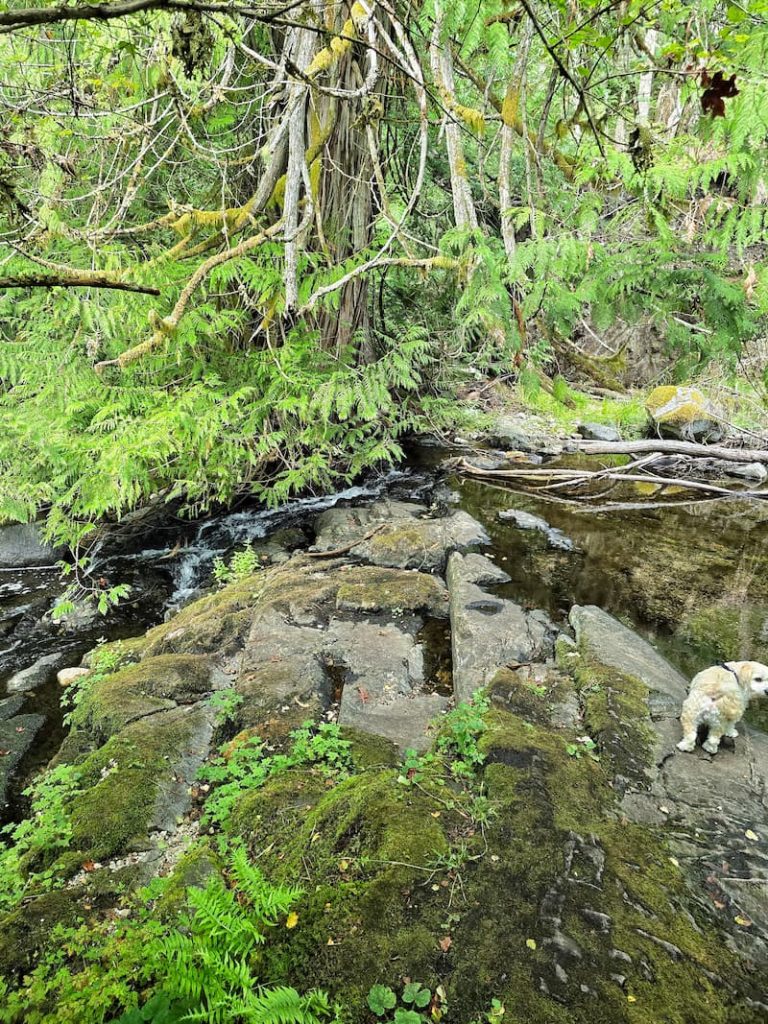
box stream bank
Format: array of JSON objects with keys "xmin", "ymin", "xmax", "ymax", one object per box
[{"xmin": 2, "ymin": 430, "xmax": 768, "ymax": 1021}]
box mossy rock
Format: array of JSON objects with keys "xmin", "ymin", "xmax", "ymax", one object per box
[
  {"xmin": 154, "ymin": 841, "xmax": 222, "ymax": 919},
  {"xmin": 71, "ymin": 653, "xmax": 220, "ymax": 743},
  {"xmin": 645, "ymin": 385, "xmax": 723, "ymax": 442},
  {"xmin": 335, "ymin": 565, "xmax": 449, "ymax": 618},
  {"xmin": 223, "ymin": 682, "xmax": 760, "ymax": 1022},
  {"xmin": 228, "ymin": 757, "xmax": 451, "ymax": 1009},
  {"xmin": 0, "ymin": 890, "xmax": 84, "ymax": 981},
  {"xmin": 68, "ymin": 704, "xmax": 212, "ymax": 862},
  {"xmin": 139, "ymin": 559, "xmax": 447, "ymax": 660}
]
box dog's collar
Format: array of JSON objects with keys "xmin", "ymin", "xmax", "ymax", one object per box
[{"xmin": 720, "ymin": 662, "xmax": 741, "ymax": 683}]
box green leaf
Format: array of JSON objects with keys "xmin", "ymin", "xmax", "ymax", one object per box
[
  {"xmin": 367, "ymin": 985, "xmax": 397, "ymax": 1016},
  {"xmin": 393, "ymin": 1010, "xmax": 423, "ymax": 1024}
]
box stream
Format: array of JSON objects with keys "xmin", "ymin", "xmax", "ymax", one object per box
[{"xmin": 3, "ymin": 443, "xmax": 768, "ymax": 816}]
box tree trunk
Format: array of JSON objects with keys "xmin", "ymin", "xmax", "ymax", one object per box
[{"xmin": 316, "ymin": 51, "xmax": 375, "ymax": 356}]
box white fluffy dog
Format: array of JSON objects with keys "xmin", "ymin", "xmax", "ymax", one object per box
[{"xmin": 677, "ymin": 661, "xmax": 768, "ymax": 754}]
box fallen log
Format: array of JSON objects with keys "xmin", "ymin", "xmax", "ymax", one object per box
[{"xmin": 571, "ymin": 438, "xmax": 768, "ymax": 464}]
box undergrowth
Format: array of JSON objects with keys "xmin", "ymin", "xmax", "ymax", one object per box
[
  {"xmin": 0, "ymin": 699, "xmax": 495, "ymax": 1023},
  {"xmin": 0, "ymin": 719, "xmax": 358, "ymax": 1023},
  {"xmin": 516, "ymin": 377, "xmax": 647, "ymax": 435}
]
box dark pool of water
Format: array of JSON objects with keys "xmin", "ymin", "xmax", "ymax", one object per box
[{"xmin": 420, "ymin": 444, "xmax": 768, "ymax": 730}]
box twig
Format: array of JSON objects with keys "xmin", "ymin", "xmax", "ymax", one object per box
[{"xmin": 305, "ymin": 524, "xmax": 385, "ymax": 559}]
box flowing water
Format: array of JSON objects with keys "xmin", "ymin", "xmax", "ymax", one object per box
[
  {"xmin": 3, "ymin": 447, "xmax": 768, "ymax": 815},
  {"xmin": 0, "ymin": 468, "xmax": 429, "ymax": 815}
]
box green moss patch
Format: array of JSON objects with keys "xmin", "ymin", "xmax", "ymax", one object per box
[
  {"xmin": 212, "ymin": 681, "xmax": 761, "ymax": 1022},
  {"xmin": 335, "ymin": 565, "xmax": 449, "ymax": 618},
  {"xmin": 68, "ymin": 706, "xmax": 207, "ymax": 862},
  {"xmin": 72, "ymin": 654, "xmax": 216, "ymax": 742}
]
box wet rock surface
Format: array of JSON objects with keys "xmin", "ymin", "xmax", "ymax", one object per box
[
  {"xmin": 570, "ymin": 604, "xmax": 688, "ymax": 707},
  {"xmin": 7, "ymin": 651, "xmax": 71, "ymax": 693},
  {"xmin": 448, "ymin": 551, "xmax": 557, "ymax": 702},
  {"xmin": 497, "ymin": 508, "xmax": 576, "ymax": 551},
  {"xmin": 573, "ymin": 605, "xmax": 768, "ymax": 974},
  {"xmin": 0, "ymin": 703, "xmax": 43, "ymax": 809},
  {"xmin": 0, "ymin": 523, "xmax": 60, "ymax": 568}
]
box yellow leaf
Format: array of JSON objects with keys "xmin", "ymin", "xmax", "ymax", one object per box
[
  {"xmin": 627, "ymin": 995, "xmax": 637, "ymax": 1003},
  {"xmin": 339, "ymin": 859, "xmax": 350, "ymax": 871},
  {"xmin": 745, "ymin": 829, "xmax": 758, "ymax": 841},
  {"xmin": 525, "ymin": 938, "xmax": 537, "ymax": 950},
  {"xmin": 286, "ymin": 912, "xmax": 299, "ymax": 930},
  {"xmin": 735, "ymin": 915, "xmax": 752, "ymax": 927}
]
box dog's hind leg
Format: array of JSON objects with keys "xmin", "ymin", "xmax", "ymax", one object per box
[
  {"xmin": 677, "ymin": 699, "xmax": 699, "ymax": 753},
  {"xmin": 725, "ymin": 722, "xmax": 739, "ymax": 739}
]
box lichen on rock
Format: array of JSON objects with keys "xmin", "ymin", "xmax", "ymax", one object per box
[{"xmin": 645, "ymin": 385, "xmax": 724, "ymax": 442}]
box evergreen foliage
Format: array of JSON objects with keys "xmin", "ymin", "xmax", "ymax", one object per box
[{"xmin": 0, "ymin": 1, "xmax": 763, "ymax": 546}]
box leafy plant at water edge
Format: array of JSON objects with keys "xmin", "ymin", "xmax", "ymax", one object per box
[
  {"xmin": 0, "ymin": 842, "xmax": 335, "ymax": 1024},
  {"xmin": 61, "ymin": 640, "xmax": 128, "ymax": 727},
  {"xmin": 0, "ymin": 762, "xmax": 82, "ymax": 910},
  {"xmin": 212, "ymin": 544, "xmax": 260, "ymax": 586}
]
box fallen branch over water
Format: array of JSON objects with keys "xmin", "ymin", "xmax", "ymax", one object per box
[
  {"xmin": 458, "ymin": 459, "xmax": 768, "ymax": 501},
  {"xmin": 572, "ymin": 438, "xmax": 768, "ymax": 464}
]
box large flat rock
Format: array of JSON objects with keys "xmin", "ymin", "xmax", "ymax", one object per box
[
  {"xmin": 6, "ymin": 651, "xmax": 70, "ymax": 693},
  {"xmin": 569, "ymin": 604, "xmax": 688, "ymax": 705},
  {"xmin": 225, "ymin": 563, "xmax": 452, "ymax": 744},
  {"xmin": 0, "ymin": 712, "xmax": 44, "ymax": 809},
  {"xmin": 448, "ymin": 552, "xmax": 556, "ymax": 703},
  {"xmin": 339, "ymin": 690, "xmax": 448, "ymax": 752},
  {"xmin": 574, "ymin": 604, "xmax": 768, "ymax": 965},
  {"xmin": 0, "ymin": 523, "xmax": 59, "ymax": 568},
  {"xmin": 236, "ymin": 609, "xmax": 332, "ymax": 726},
  {"xmin": 333, "ymin": 619, "xmax": 449, "ymax": 752}
]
